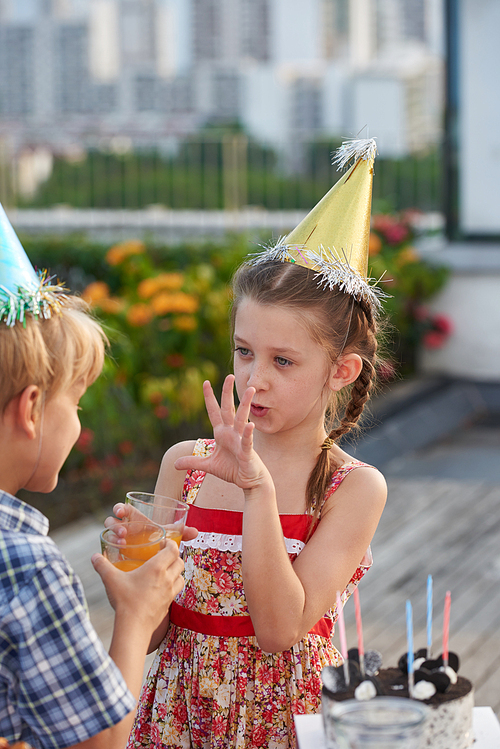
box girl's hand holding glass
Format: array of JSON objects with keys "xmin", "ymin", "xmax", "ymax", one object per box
[{"xmin": 104, "ymin": 496, "xmax": 198, "ymax": 546}]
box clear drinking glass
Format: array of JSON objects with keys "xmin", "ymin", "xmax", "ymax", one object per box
[
  {"xmin": 322, "ymin": 696, "xmax": 429, "ymax": 749},
  {"xmin": 125, "ymin": 492, "xmax": 189, "ymax": 547},
  {"xmin": 100, "ymin": 520, "xmax": 166, "ymax": 571}
]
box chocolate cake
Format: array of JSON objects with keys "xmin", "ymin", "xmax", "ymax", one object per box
[{"xmin": 322, "ymin": 649, "xmax": 474, "ymax": 749}]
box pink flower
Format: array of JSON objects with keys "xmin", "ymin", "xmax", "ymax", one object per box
[
  {"xmin": 252, "ymin": 725, "xmax": 268, "ymax": 746},
  {"xmin": 99, "ymin": 477, "xmax": 114, "ymax": 494},
  {"xmin": 182, "ymin": 587, "xmax": 197, "ymax": 609},
  {"xmin": 413, "ymin": 304, "xmax": 430, "ymax": 322},
  {"xmin": 157, "ymin": 703, "xmax": 169, "ymax": 721},
  {"xmin": 154, "ymin": 404, "xmax": 169, "ymax": 419},
  {"xmin": 423, "ymin": 330, "xmax": 446, "ymax": 349},
  {"xmin": 104, "ymin": 454, "xmax": 121, "ymax": 468},
  {"xmin": 433, "ymin": 314, "xmax": 453, "ymax": 335},
  {"xmin": 75, "ymin": 427, "xmax": 94, "ymax": 454},
  {"xmin": 213, "ymin": 716, "xmax": 227, "ymax": 736},
  {"xmin": 206, "ymin": 597, "xmax": 219, "ymax": 614},
  {"xmin": 173, "ymin": 702, "xmax": 188, "ymax": 723},
  {"xmin": 118, "ymin": 440, "xmax": 134, "ymax": 455},
  {"xmin": 214, "ymin": 570, "xmax": 233, "ymax": 594},
  {"xmin": 384, "ymin": 223, "xmax": 409, "ymax": 244}
]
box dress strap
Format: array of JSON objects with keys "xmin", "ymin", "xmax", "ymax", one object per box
[
  {"xmin": 314, "ymin": 460, "xmax": 375, "ymax": 516},
  {"xmin": 181, "ymin": 438, "xmax": 216, "ymax": 505}
]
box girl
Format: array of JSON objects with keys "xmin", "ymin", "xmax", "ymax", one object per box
[{"xmin": 123, "ymin": 139, "xmax": 388, "ymax": 749}]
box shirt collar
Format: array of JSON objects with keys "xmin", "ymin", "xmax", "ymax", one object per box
[{"xmin": 0, "ymin": 490, "xmax": 50, "ymax": 536}]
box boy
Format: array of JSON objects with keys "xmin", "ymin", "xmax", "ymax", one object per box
[{"xmin": 0, "ymin": 205, "xmax": 190, "ymax": 748}]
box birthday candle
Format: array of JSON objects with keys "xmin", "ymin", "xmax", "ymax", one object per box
[
  {"xmin": 353, "ymin": 587, "xmax": 365, "ymax": 676},
  {"xmin": 336, "ymin": 590, "xmax": 350, "ymax": 687},
  {"xmin": 442, "ymin": 591, "xmax": 451, "ymax": 668},
  {"xmin": 406, "ymin": 599, "xmax": 414, "ymax": 698},
  {"xmin": 427, "ymin": 575, "xmax": 433, "ymax": 659}
]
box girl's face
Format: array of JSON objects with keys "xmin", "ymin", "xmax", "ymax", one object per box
[
  {"xmin": 233, "ymin": 298, "xmax": 335, "ymax": 438},
  {"xmin": 25, "ymin": 378, "xmax": 86, "ymax": 493}
]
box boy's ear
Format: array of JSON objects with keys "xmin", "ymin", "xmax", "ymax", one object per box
[
  {"xmin": 14, "ymin": 386, "xmax": 41, "ymax": 440},
  {"xmin": 328, "ymin": 353, "xmax": 363, "ymax": 392}
]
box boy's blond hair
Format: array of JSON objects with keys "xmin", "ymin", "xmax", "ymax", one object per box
[{"xmin": 0, "ymin": 296, "xmax": 107, "ymax": 414}]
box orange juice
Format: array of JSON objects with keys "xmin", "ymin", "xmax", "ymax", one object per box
[
  {"xmin": 165, "ymin": 529, "xmax": 182, "ymax": 547},
  {"xmin": 112, "ymin": 559, "xmax": 144, "ymax": 571},
  {"xmin": 121, "ymin": 526, "xmax": 164, "ymax": 561}
]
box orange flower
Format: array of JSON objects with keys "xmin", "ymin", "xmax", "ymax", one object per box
[
  {"xmin": 151, "ymin": 291, "xmax": 199, "ymax": 315},
  {"xmin": 166, "ymin": 353, "xmax": 185, "ymax": 368},
  {"xmin": 154, "ymin": 404, "xmax": 169, "ymax": 419},
  {"xmin": 115, "ymin": 370, "xmax": 128, "ymax": 385},
  {"xmin": 395, "ymin": 246, "xmax": 419, "ymax": 267},
  {"xmin": 138, "ymin": 272, "xmax": 184, "ymax": 298},
  {"xmin": 138, "ymin": 277, "xmax": 160, "ymax": 299},
  {"xmin": 98, "ymin": 297, "xmax": 126, "ymax": 314},
  {"xmin": 173, "ymin": 315, "xmax": 197, "ymax": 332},
  {"xmin": 126, "ymin": 303, "xmax": 154, "ymax": 327},
  {"xmin": 118, "ymin": 440, "xmax": 134, "ymax": 455},
  {"xmin": 148, "ymin": 390, "xmax": 164, "ymax": 404},
  {"xmin": 82, "ymin": 281, "xmax": 110, "ymax": 303},
  {"xmin": 368, "ymin": 232, "xmax": 382, "ymax": 256},
  {"xmin": 106, "ymin": 239, "xmax": 145, "ymax": 266}
]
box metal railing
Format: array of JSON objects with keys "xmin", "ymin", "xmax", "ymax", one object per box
[{"xmin": 0, "ymin": 135, "xmax": 442, "ymax": 214}]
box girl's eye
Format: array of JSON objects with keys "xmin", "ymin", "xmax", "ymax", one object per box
[
  {"xmin": 235, "ymin": 346, "xmax": 250, "ymax": 357},
  {"xmin": 276, "ymin": 356, "xmax": 292, "ymax": 367}
]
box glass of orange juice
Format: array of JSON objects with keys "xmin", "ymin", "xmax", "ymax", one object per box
[
  {"xmin": 125, "ymin": 492, "xmax": 189, "ymax": 547},
  {"xmin": 100, "ymin": 520, "xmax": 166, "ymax": 571}
]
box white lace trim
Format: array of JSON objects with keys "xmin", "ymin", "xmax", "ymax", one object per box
[{"xmin": 181, "ymin": 530, "xmax": 305, "ymax": 555}]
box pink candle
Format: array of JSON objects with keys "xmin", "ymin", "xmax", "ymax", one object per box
[
  {"xmin": 336, "ymin": 590, "xmax": 350, "ymax": 686},
  {"xmin": 354, "ymin": 587, "xmax": 365, "ymax": 676},
  {"xmin": 442, "ymin": 591, "xmax": 451, "ymax": 667}
]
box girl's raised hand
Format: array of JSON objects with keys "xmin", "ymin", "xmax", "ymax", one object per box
[{"xmin": 174, "ymin": 375, "xmax": 272, "ymax": 494}]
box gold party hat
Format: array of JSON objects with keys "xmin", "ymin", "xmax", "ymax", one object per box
[{"xmin": 249, "ymin": 138, "xmax": 386, "ymax": 313}]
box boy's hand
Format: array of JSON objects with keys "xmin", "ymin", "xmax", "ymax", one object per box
[
  {"xmin": 91, "ymin": 541, "xmax": 184, "ymax": 631},
  {"xmin": 173, "ymin": 375, "xmax": 273, "ymax": 495}
]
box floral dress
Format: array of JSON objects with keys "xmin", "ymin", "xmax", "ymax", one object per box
[{"xmin": 128, "ymin": 439, "xmax": 374, "ymax": 749}]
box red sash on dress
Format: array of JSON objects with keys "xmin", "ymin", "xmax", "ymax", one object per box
[{"xmin": 169, "ymin": 600, "xmax": 333, "ymax": 638}]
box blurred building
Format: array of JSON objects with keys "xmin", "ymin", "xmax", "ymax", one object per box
[{"xmin": 0, "ymin": 0, "xmax": 444, "ymax": 167}]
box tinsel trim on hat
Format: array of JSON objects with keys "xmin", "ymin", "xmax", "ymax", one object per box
[
  {"xmin": 0, "ymin": 270, "xmax": 68, "ymax": 327},
  {"xmin": 247, "ymin": 241, "xmax": 388, "ymax": 314},
  {"xmin": 333, "ymin": 138, "xmax": 378, "ymax": 171}
]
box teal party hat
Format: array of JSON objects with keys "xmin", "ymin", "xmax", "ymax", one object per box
[{"xmin": 0, "ymin": 203, "xmax": 67, "ymax": 326}]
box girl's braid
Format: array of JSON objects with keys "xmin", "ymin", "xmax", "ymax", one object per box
[{"xmin": 329, "ymin": 358, "xmax": 376, "ymax": 442}]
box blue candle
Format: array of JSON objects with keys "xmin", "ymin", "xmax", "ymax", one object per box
[
  {"xmin": 426, "ymin": 575, "xmax": 433, "ymax": 658},
  {"xmin": 406, "ymin": 599, "xmax": 414, "ymax": 698}
]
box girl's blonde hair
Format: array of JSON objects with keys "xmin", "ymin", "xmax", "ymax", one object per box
[
  {"xmin": 0, "ymin": 296, "xmax": 107, "ymax": 414},
  {"xmin": 231, "ymin": 260, "xmax": 381, "ymax": 516}
]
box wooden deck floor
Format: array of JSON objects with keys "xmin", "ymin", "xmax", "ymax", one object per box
[{"xmin": 51, "ymin": 473, "xmax": 500, "ymax": 714}]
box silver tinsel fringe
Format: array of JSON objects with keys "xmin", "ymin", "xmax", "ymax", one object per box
[
  {"xmin": 0, "ymin": 272, "xmax": 68, "ymax": 327},
  {"xmin": 246, "ymin": 243, "xmax": 388, "ymax": 315},
  {"xmin": 332, "ymin": 137, "xmax": 378, "ymax": 171}
]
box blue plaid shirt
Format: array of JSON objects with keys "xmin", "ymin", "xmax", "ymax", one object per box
[{"xmin": 0, "ymin": 491, "xmax": 136, "ymax": 748}]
